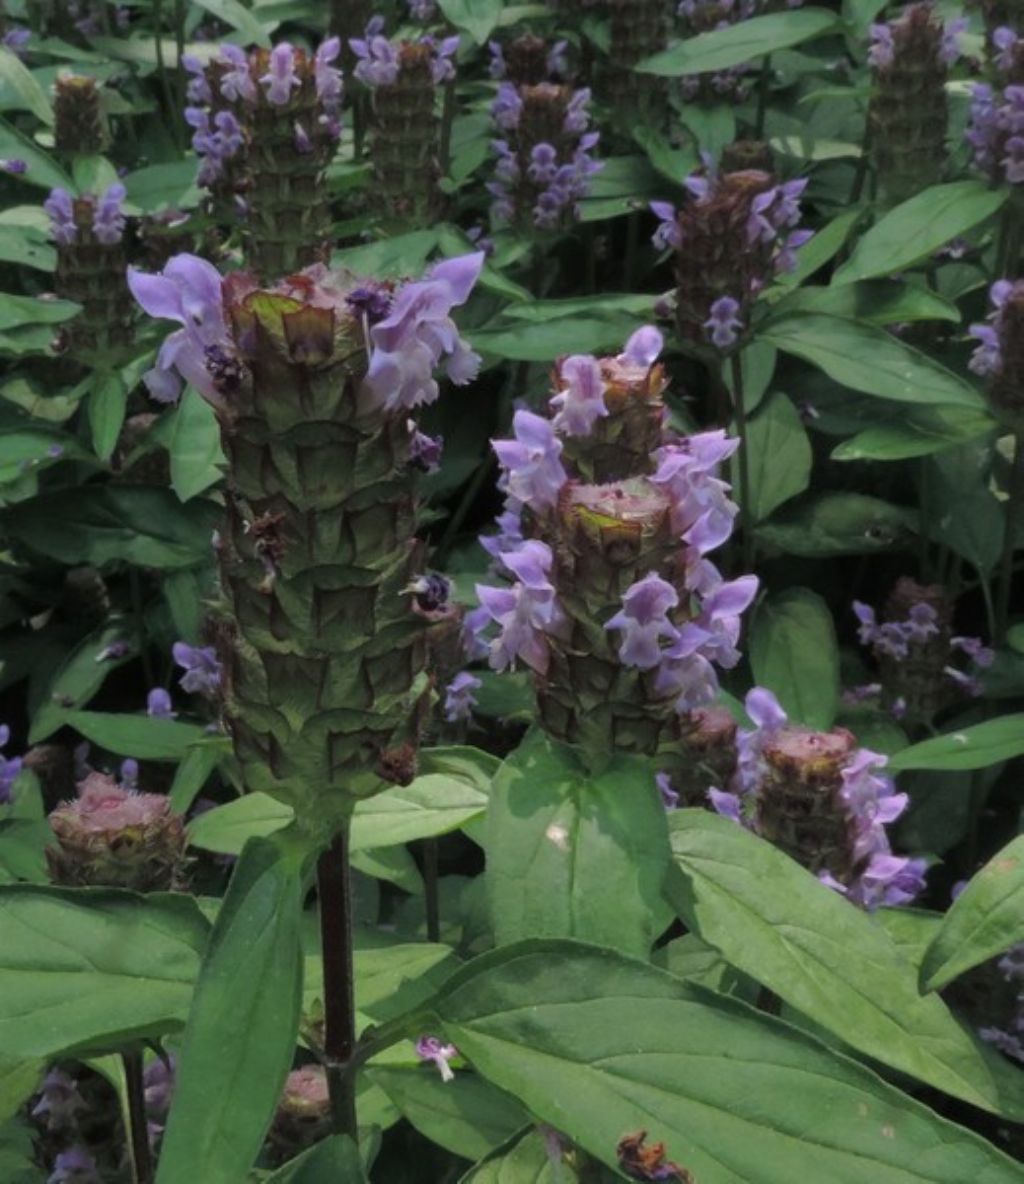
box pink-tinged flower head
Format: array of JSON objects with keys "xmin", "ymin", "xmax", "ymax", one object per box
[
  {"xmin": 128, "ymin": 253, "xmax": 231, "ymax": 407},
  {"xmin": 415, "ymin": 1036, "xmax": 458, "ymax": 1082},
  {"xmin": 260, "ymin": 43, "xmax": 301, "ymax": 105},
  {"xmin": 549, "ymin": 355, "xmax": 608, "ymax": 437},
  {"xmin": 363, "ymin": 252, "xmax": 483, "ymax": 412},
  {"xmin": 605, "ymin": 573, "xmax": 681, "ymax": 670},
  {"xmin": 492, "ymin": 410, "xmax": 567, "ymax": 513}
]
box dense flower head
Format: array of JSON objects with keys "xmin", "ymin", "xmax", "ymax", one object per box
[
  {"xmin": 715, "ymin": 687, "xmax": 926, "ymax": 911},
  {"xmin": 966, "ymin": 80, "xmax": 1024, "ymax": 184},
  {"xmin": 351, "ymin": 31, "xmax": 458, "ymax": 87},
  {"xmin": 44, "ymin": 183, "xmax": 126, "ymax": 246},
  {"xmin": 489, "ymin": 82, "xmax": 601, "ymax": 230},
  {"xmin": 0, "ymin": 723, "xmax": 22, "ymax": 805}
]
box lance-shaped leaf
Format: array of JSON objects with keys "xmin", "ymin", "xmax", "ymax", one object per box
[
  {"xmin": 665, "ymin": 811, "xmax": 1024, "ymax": 1120},
  {"xmin": 887, "ymin": 716, "xmax": 1024, "ymax": 772},
  {"xmin": 427, "ymin": 940, "xmax": 1022, "ymax": 1183},
  {"xmin": 921, "ymin": 836, "xmax": 1024, "ymax": 991},
  {"xmin": 0, "ymin": 887, "xmax": 208, "ymax": 1059},
  {"xmin": 486, "ymin": 730, "xmax": 671, "ymax": 958},
  {"xmin": 155, "ymin": 833, "xmax": 309, "ymax": 1184}
]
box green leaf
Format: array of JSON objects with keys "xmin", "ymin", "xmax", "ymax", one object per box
[
  {"xmin": 0, "ymin": 226, "xmax": 54, "ymax": 272},
  {"xmin": 921, "ymin": 836, "xmax": 1024, "ymax": 990},
  {"xmin": 28, "ymin": 621, "xmax": 134, "ymax": 743},
  {"xmin": 832, "ymin": 405, "xmax": 995, "ymax": 461},
  {"xmin": 168, "ymin": 742, "xmax": 225, "ymax": 814},
  {"xmin": 777, "ymin": 280, "xmax": 961, "ymax": 326},
  {"xmin": 351, "ymin": 772, "xmax": 491, "ymax": 853},
  {"xmin": 0, "ymin": 49, "xmax": 53, "ymax": 126},
  {"xmin": 264, "ymin": 1136, "xmax": 368, "ymax": 1183},
  {"xmin": 833, "ymin": 182, "xmax": 1008, "ymax": 285},
  {"xmin": 0, "ymin": 887, "xmax": 209, "ymax": 1058},
  {"xmin": 430, "ymin": 940, "xmax": 1023, "ymax": 1182},
  {"xmin": 0, "ymin": 293, "xmax": 79, "ymax": 331},
  {"xmin": 776, "ymin": 209, "xmax": 859, "ymax": 289},
  {"xmin": 470, "ymin": 314, "xmax": 641, "ymax": 363},
  {"xmin": 922, "ymin": 445, "xmax": 1004, "ymax": 574},
  {"xmin": 86, "ymin": 371, "xmax": 126, "ymax": 463},
  {"xmin": 0, "ymin": 119, "xmax": 70, "ymax": 191},
  {"xmin": 486, "ymin": 730, "xmax": 670, "ymax": 957},
  {"xmin": 0, "ymin": 1117, "xmax": 44, "ymax": 1184},
  {"xmin": 332, "ymin": 230, "xmax": 439, "ymax": 278},
  {"xmin": 0, "ymin": 486, "xmax": 218, "ymax": 569},
  {"xmin": 169, "ymin": 386, "xmax": 224, "ymax": 502},
  {"xmin": 156, "ymin": 833, "xmax": 308, "ymax": 1184},
  {"xmin": 756, "ymin": 492, "xmax": 918, "ymax": 557},
  {"xmin": 500, "ymin": 293, "xmax": 655, "ymax": 323},
  {"xmin": 190, "ymin": 0, "xmax": 270, "ymax": 46},
  {"xmin": 461, "ymin": 1128, "xmax": 570, "ymax": 1183},
  {"xmin": 665, "ymin": 811, "xmax": 1024, "ymax": 1121},
  {"xmin": 64, "ymin": 711, "xmax": 207, "ymax": 761},
  {"xmin": 749, "ymin": 588, "xmax": 839, "ymax": 728},
  {"xmin": 761, "ymin": 313, "xmax": 984, "ymax": 410},
  {"xmin": 743, "ymin": 392, "xmax": 812, "ymax": 522},
  {"xmin": 0, "ymin": 1061, "xmax": 42, "ymax": 1125},
  {"xmin": 307, "ymin": 942, "xmax": 457, "ymax": 1023},
  {"xmin": 187, "ymin": 793, "xmax": 293, "ymax": 855},
  {"xmin": 438, "ymin": 0, "xmax": 503, "ymax": 44},
  {"xmin": 0, "ymin": 820, "xmax": 50, "ymax": 884},
  {"xmin": 887, "ymin": 715, "xmax": 1024, "ymax": 772},
  {"xmin": 368, "ymin": 1065, "xmax": 528, "ymax": 1161},
  {"xmin": 638, "ymin": 9, "xmax": 839, "ymax": 75}
]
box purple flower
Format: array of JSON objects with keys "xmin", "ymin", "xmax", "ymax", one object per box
[
  {"xmin": 620, "ymin": 325, "xmax": 663, "ymax": 368},
  {"xmin": 2, "ymin": 27, "xmax": 30, "ymax": 55},
  {"xmin": 846, "ymin": 853, "xmax": 928, "ymax": 910},
  {"xmin": 941, "ymin": 17, "xmax": 967, "ymax": 65},
  {"xmin": 351, "ymin": 34, "xmax": 400, "ymax": 86},
  {"xmin": 92, "ymin": 182, "xmax": 126, "ymax": 245},
  {"xmin": 703, "ymin": 296, "xmax": 743, "ymax": 349},
  {"xmin": 868, "ymin": 23, "xmax": 895, "ymax": 68},
  {"xmin": 444, "ymin": 672, "xmax": 481, "ymax": 722},
  {"xmin": 994, "ymin": 26, "xmax": 1022, "ymax": 72},
  {"xmin": 31, "ymin": 1069, "xmax": 87, "ymax": 1131},
  {"xmin": 429, "ymin": 35, "xmax": 460, "ymax": 84},
  {"xmin": 492, "ymin": 410, "xmax": 567, "ymax": 513},
  {"xmin": 657, "ymin": 772, "xmax": 680, "ymax": 809},
  {"xmin": 45, "ymin": 188, "xmax": 77, "ymax": 245},
  {"xmin": 415, "ymin": 1036, "xmax": 458, "ymax": 1082},
  {"xmin": 127, "ymin": 253, "xmax": 231, "ymax": 407},
  {"xmin": 945, "ymin": 666, "xmax": 984, "ymax": 697},
  {"xmin": 549, "ymin": 355, "xmax": 607, "ymax": 437},
  {"xmin": 172, "ymin": 642, "xmax": 222, "ymax": 695},
  {"xmin": 488, "ymin": 41, "xmax": 506, "ymax": 80},
  {"xmin": 951, "ymin": 635, "xmax": 994, "ymax": 667},
  {"xmin": 2, "ymin": 158, "xmax": 27, "ymax": 174},
  {"xmin": 217, "ymin": 44, "xmax": 257, "ymax": 103},
  {"xmin": 260, "ymin": 43, "xmax": 301, "ymax": 105},
  {"xmin": 409, "ymin": 423, "xmax": 443, "ymax": 472},
  {"xmin": 0, "ymin": 724, "xmax": 22, "ymax": 806},
  {"xmin": 143, "ymin": 1055, "xmax": 175, "ymax": 1119},
  {"xmin": 709, "ymin": 787, "xmax": 743, "ymax": 822},
  {"xmin": 48, "ymin": 1146, "xmax": 100, "ymax": 1184},
  {"xmin": 147, "ymin": 688, "xmax": 177, "ymax": 719},
  {"xmin": 315, "ymin": 37, "xmax": 344, "ymax": 113},
  {"xmin": 492, "ymin": 82, "xmax": 523, "ymax": 130},
  {"xmin": 606, "ymin": 573, "xmax": 681, "ymax": 670},
  {"xmin": 408, "ymin": 0, "xmax": 438, "ymax": 17},
  {"xmin": 120, "ymin": 758, "xmax": 139, "ymax": 788},
  {"xmin": 363, "ymin": 253, "xmax": 484, "ymax": 412},
  {"xmin": 480, "ymin": 501, "xmax": 525, "ymax": 566},
  {"xmin": 651, "ymin": 432, "xmax": 739, "ymax": 556},
  {"xmin": 183, "ymin": 54, "xmax": 212, "ymax": 104},
  {"xmin": 475, "ymin": 541, "xmax": 564, "ymax": 674}
]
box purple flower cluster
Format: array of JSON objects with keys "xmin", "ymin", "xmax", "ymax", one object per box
[
  {"xmin": 127, "ymin": 252, "xmax": 232, "ymax": 406},
  {"xmin": 184, "ymin": 106, "xmax": 245, "ymax": 187},
  {"xmin": 0, "ymin": 724, "xmax": 21, "ymax": 805},
  {"xmin": 549, "ymin": 326, "xmax": 663, "ymax": 437},
  {"xmin": 869, "ymin": 13, "xmax": 965, "ymax": 69},
  {"xmin": 713, "ymin": 688, "xmax": 927, "ymax": 911},
  {"xmin": 351, "ymin": 24, "xmax": 458, "ymax": 87},
  {"xmin": 970, "ymin": 279, "xmax": 1024, "ymax": 376},
  {"xmin": 44, "ymin": 183, "xmax": 126, "ymax": 246},
  {"xmin": 488, "ymin": 86, "xmax": 601, "ymax": 229},
  {"xmin": 966, "ymin": 80, "xmax": 1024, "ymax": 185},
  {"xmin": 362, "ymin": 252, "xmax": 484, "ymax": 412}
]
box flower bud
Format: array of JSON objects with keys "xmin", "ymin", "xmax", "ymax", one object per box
[
  {"xmin": 868, "ymin": 4, "xmax": 959, "ymax": 204},
  {"xmin": 53, "ymin": 75, "xmax": 105, "ymax": 157},
  {"xmin": 666, "ymin": 705, "xmax": 738, "ymax": 806},
  {"xmin": 267, "ymin": 1066, "xmax": 332, "ymax": 1163},
  {"xmin": 47, "ymin": 773, "xmax": 187, "ymax": 892}
]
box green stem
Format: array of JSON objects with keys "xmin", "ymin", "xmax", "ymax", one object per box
[
  {"xmin": 152, "ymin": 0, "xmax": 182, "ymax": 153},
  {"xmin": 423, "ymin": 837, "xmax": 440, "ymax": 943},
  {"xmin": 122, "ymin": 1050, "xmax": 155, "ymax": 1184},
  {"xmin": 848, "ymin": 118, "xmax": 871, "ymax": 206},
  {"xmin": 317, "ymin": 826, "xmax": 359, "ymax": 1138},
  {"xmin": 729, "ymin": 352, "xmax": 755, "ymax": 573},
  {"xmin": 996, "ymin": 430, "xmax": 1024, "ymax": 642},
  {"xmin": 754, "ymin": 54, "xmax": 772, "ymax": 140}
]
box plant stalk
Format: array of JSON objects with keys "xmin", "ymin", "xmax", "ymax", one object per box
[
  {"xmin": 996, "ymin": 430, "xmax": 1024, "ymax": 642},
  {"xmin": 423, "ymin": 837, "xmax": 440, "ymax": 942},
  {"xmin": 317, "ymin": 826, "xmax": 359, "ymax": 1138},
  {"xmin": 729, "ymin": 352, "xmax": 755, "ymax": 572},
  {"xmin": 122, "ymin": 1050, "xmax": 155, "ymax": 1184},
  {"xmin": 754, "ymin": 54, "xmax": 772, "ymax": 139}
]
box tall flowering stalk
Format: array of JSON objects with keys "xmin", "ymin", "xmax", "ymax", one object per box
[
  {"xmin": 128, "ymin": 248, "xmax": 483, "ymax": 1131},
  {"xmin": 43, "ymin": 183, "xmax": 132, "ymax": 364},
  {"xmin": 489, "ymin": 79, "xmax": 601, "ymax": 231},
  {"xmin": 867, "ymin": 3, "xmax": 964, "ymax": 205},
  {"xmin": 970, "ymin": 279, "xmax": 1024, "ymax": 638},
  {"xmin": 604, "ymin": 0, "xmax": 670, "ymax": 123},
  {"xmin": 472, "ymin": 328, "xmax": 757, "ymax": 779},
  {"xmin": 351, "ymin": 24, "xmax": 457, "ymax": 223},
  {"xmin": 712, "ymin": 689, "xmax": 928, "ymax": 911},
  {"xmin": 184, "ymin": 40, "xmax": 343, "ymax": 278}
]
